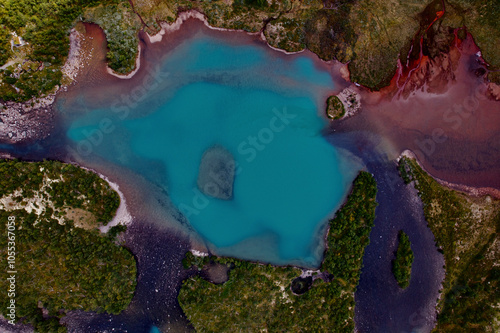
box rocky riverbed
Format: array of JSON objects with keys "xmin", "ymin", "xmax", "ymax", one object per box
[{"xmin": 0, "ymin": 94, "xmax": 56, "ymax": 143}]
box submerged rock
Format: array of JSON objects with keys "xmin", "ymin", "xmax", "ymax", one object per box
[{"xmin": 197, "ymin": 145, "xmax": 235, "ymax": 200}]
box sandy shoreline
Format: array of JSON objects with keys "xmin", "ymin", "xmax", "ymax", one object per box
[
  {"xmin": 106, "ymin": 43, "xmax": 142, "ymax": 80},
  {"xmin": 97, "ymin": 173, "xmax": 133, "ymax": 232},
  {"xmin": 259, "ymin": 31, "xmax": 306, "ymax": 56},
  {"xmin": 2, "ymin": 9, "xmax": 498, "ymax": 229},
  {"xmin": 110, "ymin": 9, "xmax": 304, "ymax": 80},
  {"xmin": 0, "ymin": 155, "xmax": 132, "ymax": 232},
  {"xmin": 399, "ymin": 149, "xmax": 500, "ymax": 199},
  {"xmin": 62, "ymin": 28, "xmax": 85, "ymax": 81},
  {"xmin": 111, "ymin": 10, "xmax": 254, "ymax": 80},
  {"xmin": 78, "ymin": 165, "xmax": 133, "ymax": 232}
]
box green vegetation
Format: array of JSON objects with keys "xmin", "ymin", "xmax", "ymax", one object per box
[
  {"xmin": 108, "ymin": 224, "xmax": 128, "ymax": 238},
  {"xmin": 82, "ymin": 3, "xmax": 141, "ymax": 74},
  {"xmin": 131, "ymin": 0, "xmax": 426, "ymax": 89},
  {"xmin": 264, "ymin": 3, "xmax": 320, "ymax": 53},
  {"xmin": 444, "ymin": 0, "xmax": 500, "ymax": 83},
  {"xmin": 398, "ymin": 157, "xmax": 500, "ymax": 332},
  {"xmin": 304, "ymin": 4, "xmax": 356, "ymax": 64},
  {"xmin": 2, "ymin": 0, "xmax": 500, "ymax": 101},
  {"xmin": 0, "ymin": 0, "xmax": 140, "ymax": 102},
  {"xmin": 398, "ymin": 158, "xmax": 413, "ymax": 184},
  {"xmin": 264, "ymin": 15, "xmax": 307, "ymax": 52},
  {"xmin": 326, "ymin": 95, "xmax": 345, "ymax": 119},
  {"xmin": 182, "ymin": 251, "xmax": 209, "ymax": 270},
  {"xmin": 346, "ymin": 0, "xmax": 425, "ymax": 89},
  {"xmin": 0, "ymin": 0, "xmax": 83, "ymax": 101},
  {"xmin": 290, "ymin": 276, "xmax": 313, "ymax": 295},
  {"xmin": 321, "ymin": 171, "xmax": 378, "ymax": 287},
  {"xmin": 392, "ymin": 230, "xmax": 414, "ymax": 289},
  {"xmin": 178, "ymin": 171, "xmax": 378, "ymax": 332},
  {"xmin": 0, "ymin": 159, "xmax": 119, "ymax": 225},
  {"xmin": 148, "ymin": 0, "xmax": 496, "ymax": 88},
  {"xmin": 0, "ymin": 26, "xmax": 11, "ymax": 66},
  {"xmin": 234, "ymin": 0, "xmax": 268, "ymax": 9},
  {"xmin": 0, "ymin": 210, "xmax": 136, "ymax": 332},
  {"xmin": 0, "ymin": 159, "xmax": 136, "ymax": 332}
]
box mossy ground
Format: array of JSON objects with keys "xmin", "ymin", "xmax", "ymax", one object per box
[
  {"xmin": 445, "ymin": 0, "xmax": 500, "ymax": 83},
  {"xmin": 392, "ymin": 230, "xmax": 414, "ymax": 289},
  {"xmin": 1, "ymin": 0, "xmax": 499, "ymax": 101},
  {"xmin": 179, "ymin": 171, "xmax": 377, "ymax": 332},
  {"xmin": 0, "ymin": 160, "xmax": 120, "ymax": 225},
  {"xmin": 0, "ymin": 0, "xmax": 139, "ymax": 102},
  {"xmin": 82, "ymin": 3, "xmax": 142, "ymax": 74},
  {"xmin": 326, "ymin": 95, "xmax": 345, "ymax": 119},
  {"xmin": 399, "ymin": 157, "xmax": 500, "ymax": 332},
  {"xmin": 0, "ymin": 27, "xmax": 11, "ymax": 66},
  {"xmin": 0, "ymin": 160, "xmax": 136, "ymax": 332}
]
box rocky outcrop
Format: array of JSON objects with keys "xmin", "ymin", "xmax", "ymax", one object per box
[
  {"xmin": 0, "ymin": 28, "xmax": 85, "ymax": 144},
  {"xmin": 0, "ymin": 94, "xmax": 56, "ymax": 143}
]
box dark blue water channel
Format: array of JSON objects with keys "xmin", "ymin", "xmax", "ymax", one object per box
[{"xmin": 0, "ymin": 21, "xmax": 444, "ymax": 333}]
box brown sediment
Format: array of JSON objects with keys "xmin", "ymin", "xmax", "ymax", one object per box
[
  {"xmin": 60, "ymin": 17, "xmax": 345, "ymax": 114},
  {"xmin": 372, "ymin": 28, "xmax": 463, "ymax": 101},
  {"xmin": 391, "ymin": 6, "xmax": 446, "ymax": 99},
  {"xmin": 37, "ymin": 12, "xmax": 500, "ymax": 195},
  {"xmin": 401, "ymin": 150, "xmax": 500, "ymax": 199},
  {"xmin": 118, "ymin": 9, "xmax": 312, "ymax": 80},
  {"xmin": 334, "ymin": 32, "xmax": 500, "ymax": 191},
  {"xmin": 432, "ymin": 174, "xmax": 500, "ymax": 199},
  {"xmin": 76, "ymin": 23, "xmax": 114, "ymax": 85}
]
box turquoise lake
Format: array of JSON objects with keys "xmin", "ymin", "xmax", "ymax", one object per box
[{"xmin": 62, "ymin": 30, "xmax": 361, "ymax": 267}]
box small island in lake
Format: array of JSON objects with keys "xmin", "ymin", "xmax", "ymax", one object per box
[
  {"xmin": 0, "ymin": 0, "xmax": 499, "ymax": 331},
  {"xmin": 392, "ymin": 230, "xmax": 414, "ymax": 289}
]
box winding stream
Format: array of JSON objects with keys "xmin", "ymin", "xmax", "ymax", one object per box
[{"xmin": 0, "ymin": 19, "xmax": 455, "ymax": 332}]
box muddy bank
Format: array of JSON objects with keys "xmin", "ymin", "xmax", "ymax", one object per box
[
  {"xmin": 59, "ymin": 17, "xmax": 344, "ymax": 107},
  {"xmin": 334, "ymin": 33, "xmax": 500, "ymax": 190},
  {"xmin": 401, "ymin": 149, "xmax": 500, "ymax": 199}
]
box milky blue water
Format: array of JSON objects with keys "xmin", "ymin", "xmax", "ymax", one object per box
[
  {"xmin": 149, "ymin": 326, "xmax": 161, "ymax": 333},
  {"xmin": 62, "ymin": 31, "xmax": 361, "ymax": 267}
]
